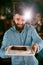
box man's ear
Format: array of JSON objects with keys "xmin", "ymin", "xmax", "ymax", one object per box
[{"xmin": 13, "ymin": 15, "xmax": 15, "ymax": 20}]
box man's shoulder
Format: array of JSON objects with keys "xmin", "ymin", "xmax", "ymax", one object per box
[
  {"xmin": 4, "ymin": 27, "xmax": 14, "ymax": 35},
  {"xmin": 25, "ymin": 24, "xmax": 34, "ymax": 30}
]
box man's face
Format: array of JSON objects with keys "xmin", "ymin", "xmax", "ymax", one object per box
[{"xmin": 13, "ymin": 14, "xmax": 26, "ymax": 31}]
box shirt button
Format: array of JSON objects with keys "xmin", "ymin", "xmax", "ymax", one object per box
[
  {"xmin": 22, "ymin": 40, "xmax": 23, "ymax": 42},
  {"xmin": 25, "ymin": 64, "xmax": 27, "ymax": 65}
]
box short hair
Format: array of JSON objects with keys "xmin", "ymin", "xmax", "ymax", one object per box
[{"xmin": 13, "ymin": 2, "xmax": 26, "ymax": 16}]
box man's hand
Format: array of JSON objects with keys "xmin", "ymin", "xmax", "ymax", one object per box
[
  {"xmin": 32, "ymin": 43, "xmax": 38, "ymax": 54},
  {"xmin": 5, "ymin": 46, "xmax": 10, "ymax": 51}
]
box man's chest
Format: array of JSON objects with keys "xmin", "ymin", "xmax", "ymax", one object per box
[{"xmin": 8, "ymin": 30, "xmax": 32, "ymax": 46}]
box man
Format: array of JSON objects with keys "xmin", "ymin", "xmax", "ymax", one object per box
[
  {"xmin": 35, "ymin": 13, "xmax": 43, "ymax": 32},
  {"xmin": 0, "ymin": 2, "xmax": 43, "ymax": 65}
]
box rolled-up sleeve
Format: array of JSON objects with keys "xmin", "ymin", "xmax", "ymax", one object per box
[
  {"xmin": 0, "ymin": 32, "xmax": 10, "ymax": 58},
  {"xmin": 31, "ymin": 26, "xmax": 43, "ymax": 53}
]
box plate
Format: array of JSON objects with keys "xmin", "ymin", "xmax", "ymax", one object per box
[{"xmin": 5, "ymin": 46, "xmax": 35, "ymax": 56}]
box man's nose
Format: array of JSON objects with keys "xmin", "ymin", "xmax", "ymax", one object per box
[{"xmin": 18, "ymin": 20, "xmax": 23, "ymax": 24}]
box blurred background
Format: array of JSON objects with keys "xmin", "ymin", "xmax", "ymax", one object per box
[{"xmin": 0, "ymin": 0, "xmax": 43, "ymax": 65}]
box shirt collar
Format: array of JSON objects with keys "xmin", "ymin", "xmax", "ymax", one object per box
[{"xmin": 13, "ymin": 25, "xmax": 26, "ymax": 33}]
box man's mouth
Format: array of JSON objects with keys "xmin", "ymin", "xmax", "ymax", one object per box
[{"xmin": 17, "ymin": 24, "xmax": 23, "ymax": 26}]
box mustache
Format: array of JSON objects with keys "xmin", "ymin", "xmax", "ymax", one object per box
[{"xmin": 15, "ymin": 23, "xmax": 25, "ymax": 25}]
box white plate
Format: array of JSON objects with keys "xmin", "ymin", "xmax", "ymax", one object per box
[{"xmin": 5, "ymin": 46, "xmax": 35, "ymax": 56}]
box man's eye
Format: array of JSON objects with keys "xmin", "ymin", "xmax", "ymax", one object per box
[
  {"xmin": 16, "ymin": 18, "xmax": 20, "ymax": 21},
  {"xmin": 22, "ymin": 19, "xmax": 25, "ymax": 21}
]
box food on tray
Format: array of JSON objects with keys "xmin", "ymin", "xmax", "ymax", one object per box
[{"xmin": 10, "ymin": 46, "xmax": 27, "ymax": 51}]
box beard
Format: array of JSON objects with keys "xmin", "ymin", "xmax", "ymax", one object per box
[{"xmin": 13, "ymin": 21, "xmax": 25, "ymax": 32}]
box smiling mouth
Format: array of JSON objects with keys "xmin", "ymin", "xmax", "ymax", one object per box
[
  {"xmin": 17, "ymin": 23, "xmax": 23, "ymax": 25},
  {"xmin": 17, "ymin": 24, "xmax": 23, "ymax": 25}
]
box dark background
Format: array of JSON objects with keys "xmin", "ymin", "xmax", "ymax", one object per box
[{"xmin": 0, "ymin": 0, "xmax": 43, "ymax": 65}]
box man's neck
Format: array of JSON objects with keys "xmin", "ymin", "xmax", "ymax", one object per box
[{"xmin": 15, "ymin": 26, "xmax": 24, "ymax": 33}]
